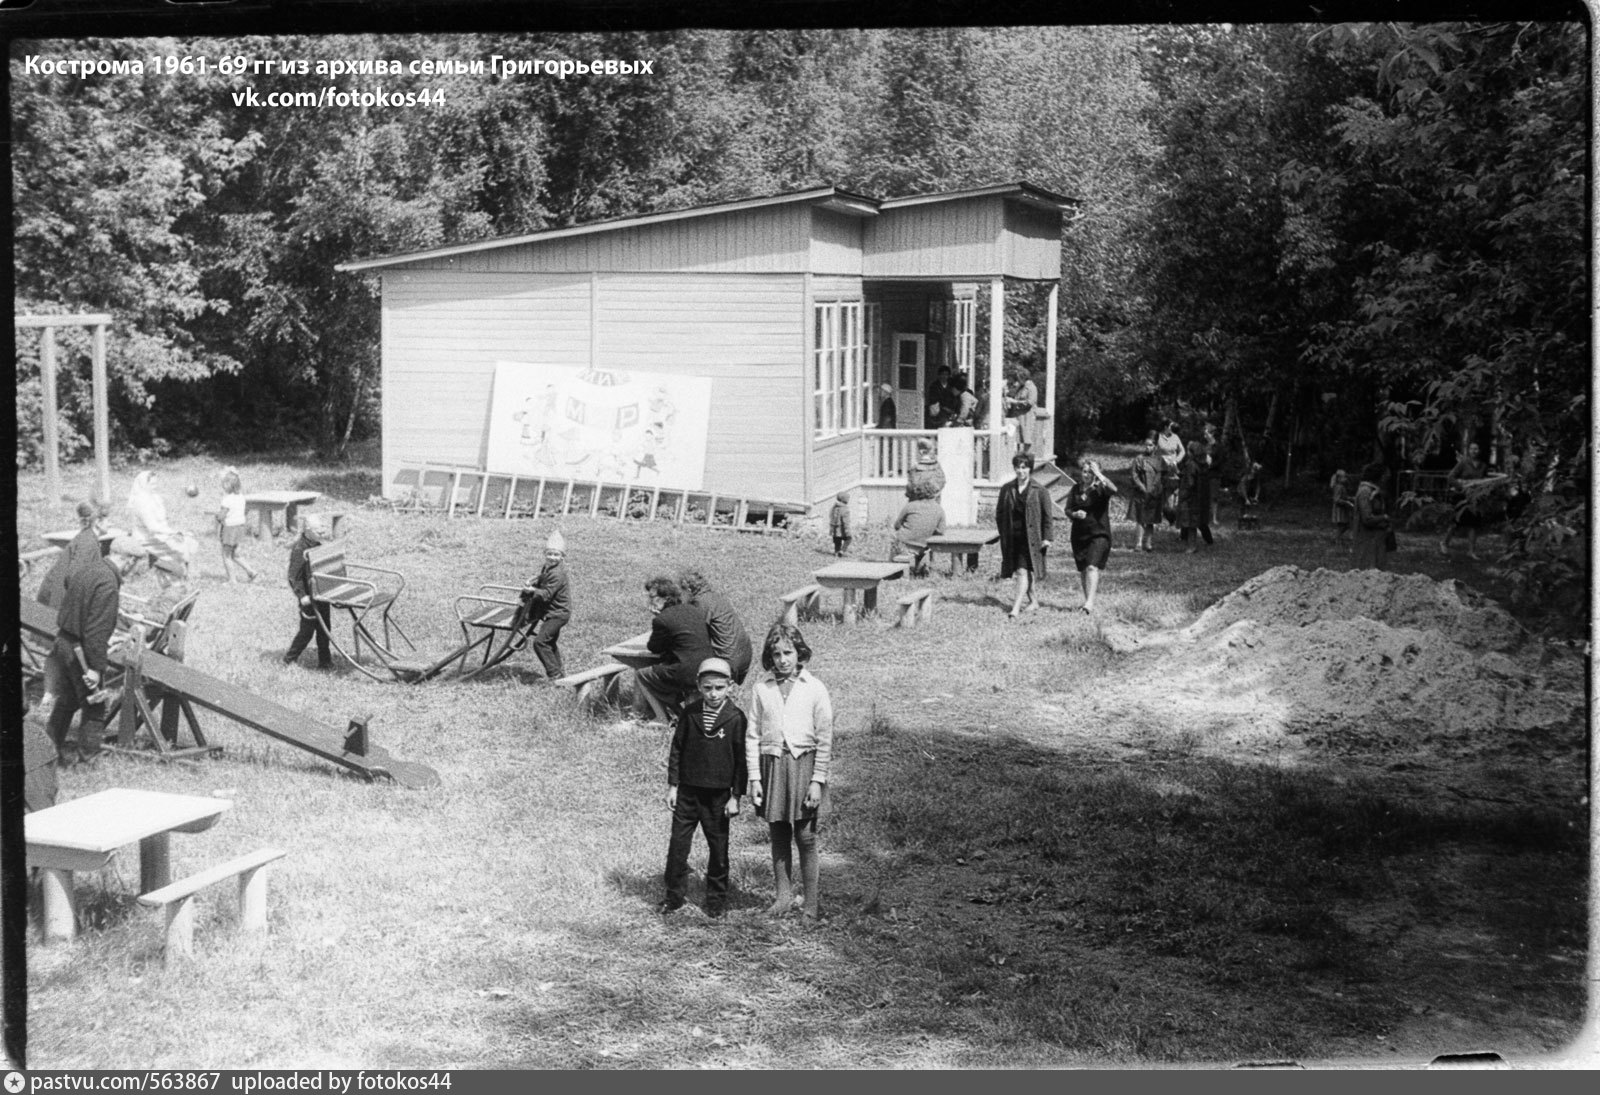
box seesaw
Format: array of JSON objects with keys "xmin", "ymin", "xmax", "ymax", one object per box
[{"xmin": 19, "ymin": 599, "xmax": 440, "ymax": 788}]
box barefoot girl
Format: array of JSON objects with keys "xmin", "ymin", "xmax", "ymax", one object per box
[
  {"xmin": 746, "ymin": 624, "xmax": 834, "ymax": 920},
  {"xmin": 216, "ymin": 467, "xmax": 258, "ymax": 583}
]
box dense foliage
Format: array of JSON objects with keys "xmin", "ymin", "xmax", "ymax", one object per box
[{"xmin": 11, "ymin": 24, "xmax": 1587, "ymax": 609}]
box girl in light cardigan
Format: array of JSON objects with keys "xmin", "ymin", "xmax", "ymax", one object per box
[{"xmin": 746, "ymin": 623, "xmax": 834, "ymax": 920}]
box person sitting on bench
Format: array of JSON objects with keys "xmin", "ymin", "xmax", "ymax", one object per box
[
  {"xmin": 634, "ymin": 575, "xmax": 717, "ymax": 721},
  {"xmin": 128, "ymin": 470, "xmax": 197, "ymax": 587},
  {"xmin": 520, "ymin": 528, "xmax": 572, "ymax": 681},
  {"xmin": 678, "ymin": 567, "xmax": 753, "ymax": 684},
  {"xmin": 890, "ymin": 494, "xmax": 946, "ymax": 578}
]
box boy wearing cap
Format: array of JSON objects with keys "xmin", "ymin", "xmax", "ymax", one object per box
[
  {"xmin": 660, "ymin": 657, "xmax": 748, "ymax": 917},
  {"xmin": 520, "ymin": 529, "xmax": 572, "ymax": 680},
  {"xmin": 282, "ymin": 514, "xmax": 333, "ymax": 669}
]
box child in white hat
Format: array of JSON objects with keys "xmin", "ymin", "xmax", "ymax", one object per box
[{"xmin": 520, "ymin": 528, "xmax": 572, "ymax": 680}]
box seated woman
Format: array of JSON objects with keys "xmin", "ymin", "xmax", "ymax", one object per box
[
  {"xmin": 890, "ymin": 495, "xmax": 947, "ymax": 577},
  {"xmin": 128, "ymin": 470, "xmax": 198, "ymax": 586},
  {"xmin": 678, "ymin": 568, "xmax": 753, "ymax": 684},
  {"xmin": 634, "ymin": 575, "xmax": 718, "ymax": 720}
]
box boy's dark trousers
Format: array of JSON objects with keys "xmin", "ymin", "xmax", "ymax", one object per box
[
  {"xmin": 285, "ymin": 600, "xmax": 333, "ymax": 667},
  {"xmin": 664, "ymin": 785, "xmax": 732, "ymax": 909}
]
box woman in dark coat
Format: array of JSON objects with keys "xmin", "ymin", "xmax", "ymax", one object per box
[
  {"xmin": 678, "ymin": 567, "xmax": 753, "ymax": 683},
  {"xmin": 1352, "ymin": 461, "xmax": 1392, "ymax": 570},
  {"xmin": 996, "ymin": 453, "xmax": 1054, "ymax": 618},
  {"xmin": 1178, "ymin": 440, "xmax": 1214, "ymax": 552}
]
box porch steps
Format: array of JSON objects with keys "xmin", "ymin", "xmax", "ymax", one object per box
[{"xmin": 386, "ymin": 464, "xmax": 807, "ymax": 534}]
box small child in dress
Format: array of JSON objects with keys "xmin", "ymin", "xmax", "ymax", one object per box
[
  {"xmin": 747, "ymin": 624, "xmax": 833, "ymax": 920},
  {"xmin": 829, "ymin": 492, "xmax": 852, "ymax": 556},
  {"xmin": 660, "ymin": 657, "xmax": 747, "ymax": 917},
  {"xmin": 1330, "ymin": 470, "xmax": 1355, "ymax": 551},
  {"xmin": 215, "ymin": 468, "xmax": 258, "ymax": 583},
  {"xmin": 1237, "ymin": 462, "xmax": 1263, "ymax": 530}
]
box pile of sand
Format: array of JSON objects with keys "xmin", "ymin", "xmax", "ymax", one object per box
[{"xmin": 1097, "ymin": 566, "xmax": 1584, "ymax": 745}]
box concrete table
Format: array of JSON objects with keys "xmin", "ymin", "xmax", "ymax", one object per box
[
  {"xmin": 601, "ymin": 630, "xmax": 660, "ymax": 670},
  {"xmin": 243, "ymin": 491, "xmax": 321, "ymax": 539},
  {"xmin": 41, "ymin": 527, "xmax": 127, "ymax": 555},
  {"xmin": 26, "ymin": 788, "xmax": 233, "ymax": 942},
  {"xmin": 925, "ymin": 530, "xmax": 1001, "ymax": 575},
  {"xmin": 814, "ymin": 560, "xmax": 908, "ymax": 624}
]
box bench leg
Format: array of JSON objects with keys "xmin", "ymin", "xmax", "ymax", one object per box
[
  {"xmin": 238, "ymin": 866, "xmax": 271, "ymax": 933},
  {"xmin": 781, "ymin": 603, "xmax": 799, "ymax": 628},
  {"xmin": 841, "ymin": 589, "xmax": 858, "ymax": 625},
  {"xmin": 862, "ymin": 586, "xmax": 879, "ymax": 619},
  {"xmin": 163, "ymin": 897, "xmax": 196, "ymax": 963},
  {"xmin": 40, "ymin": 868, "xmax": 77, "ymax": 942},
  {"xmin": 919, "ymin": 593, "xmax": 935, "ymax": 624},
  {"xmin": 140, "ymin": 832, "xmax": 172, "ymax": 895}
]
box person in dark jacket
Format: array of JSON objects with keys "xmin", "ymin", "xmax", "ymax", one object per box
[
  {"xmin": 996, "ymin": 453, "xmax": 1054, "ymax": 618},
  {"xmin": 1178, "ymin": 440, "xmax": 1214, "ymax": 552},
  {"xmin": 520, "ymin": 528, "xmax": 572, "ymax": 679},
  {"xmin": 635, "ymin": 575, "xmax": 717, "ymax": 719},
  {"xmin": 282, "ymin": 514, "xmax": 333, "ymax": 669},
  {"xmin": 678, "ymin": 568, "xmax": 753, "ymax": 683},
  {"xmin": 1066, "ymin": 456, "xmax": 1118, "ymax": 614},
  {"xmin": 876, "ymin": 384, "xmax": 897, "ymax": 430},
  {"xmin": 659, "ymin": 657, "xmax": 748, "ymax": 916},
  {"xmin": 36, "ymin": 497, "xmax": 110, "ymax": 717},
  {"xmin": 46, "ymin": 537, "xmax": 135, "ymax": 762}
]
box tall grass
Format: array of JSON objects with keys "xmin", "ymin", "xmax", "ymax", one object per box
[{"xmin": 14, "ymin": 451, "xmax": 1589, "ymax": 1068}]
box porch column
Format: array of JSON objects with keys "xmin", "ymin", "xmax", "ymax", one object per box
[
  {"xmin": 988, "ymin": 278, "xmax": 1004, "ymax": 432},
  {"xmin": 1045, "ymin": 281, "xmax": 1059, "ymax": 456}
]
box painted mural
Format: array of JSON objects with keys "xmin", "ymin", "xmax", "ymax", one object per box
[{"xmin": 485, "ymin": 362, "xmax": 713, "ymax": 489}]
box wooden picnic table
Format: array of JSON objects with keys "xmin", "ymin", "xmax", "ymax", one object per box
[
  {"xmin": 813, "ymin": 560, "xmax": 908, "ymax": 624},
  {"xmin": 244, "ymin": 490, "xmax": 321, "ymax": 539},
  {"xmin": 41, "ymin": 527, "xmax": 127, "ymax": 555},
  {"xmin": 26, "ymin": 787, "xmax": 233, "ymax": 942},
  {"xmin": 924, "ymin": 530, "xmax": 1001, "ymax": 575}
]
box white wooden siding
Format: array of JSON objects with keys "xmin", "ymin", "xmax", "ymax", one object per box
[
  {"xmin": 594, "ymin": 273, "xmax": 807, "ymax": 501},
  {"xmin": 809, "ymin": 209, "xmax": 865, "ymax": 275},
  {"xmin": 401, "ymin": 205, "xmax": 813, "ymax": 275},
  {"xmin": 811, "ymin": 433, "xmax": 862, "ymax": 504},
  {"xmin": 1004, "ymin": 202, "xmax": 1063, "ymax": 281},
  {"xmin": 864, "ymin": 197, "xmax": 1003, "ymax": 278}
]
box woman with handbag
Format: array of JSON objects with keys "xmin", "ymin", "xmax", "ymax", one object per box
[{"xmin": 1352, "ymin": 461, "xmax": 1394, "ymax": 570}]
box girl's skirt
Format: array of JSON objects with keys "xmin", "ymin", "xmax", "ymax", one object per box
[
  {"xmin": 757, "ymin": 750, "xmax": 827, "ymax": 824},
  {"xmin": 220, "ymin": 523, "xmax": 246, "ymax": 547}
]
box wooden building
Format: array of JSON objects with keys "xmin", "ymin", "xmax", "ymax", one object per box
[{"xmin": 336, "ymin": 182, "xmax": 1074, "ymax": 522}]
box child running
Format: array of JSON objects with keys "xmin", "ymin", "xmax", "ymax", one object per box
[
  {"xmin": 746, "ymin": 624, "xmax": 834, "ymax": 920},
  {"xmin": 215, "ymin": 467, "xmax": 258, "ymax": 583},
  {"xmin": 660, "ymin": 657, "xmax": 748, "ymax": 918}
]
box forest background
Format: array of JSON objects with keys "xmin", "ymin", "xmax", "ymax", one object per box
[{"xmin": 9, "ymin": 21, "xmax": 1589, "ymax": 612}]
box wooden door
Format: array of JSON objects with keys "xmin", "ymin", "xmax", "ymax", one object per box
[{"xmin": 892, "ymin": 333, "xmax": 925, "ymax": 429}]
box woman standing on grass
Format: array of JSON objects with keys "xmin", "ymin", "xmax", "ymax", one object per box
[
  {"xmin": 1178, "ymin": 440, "xmax": 1214, "ymax": 552},
  {"xmin": 746, "ymin": 624, "xmax": 833, "ymax": 921},
  {"xmin": 1066, "ymin": 456, "xmax": 1118, "ymax": 614},
  {"xmin": 996, "ymin": 452, "xmax": 1053, "ymax": 618},
  {"xmin": 1127, "ymin": 433, "xmax": 1165, "ymax": 552},
  {"xmin": 1352, "ymin": 461, "xmax": 1393, "ymax": 570}
]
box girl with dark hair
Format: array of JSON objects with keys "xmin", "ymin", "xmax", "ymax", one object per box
[
  {"xmin": 746, "ymin": 624, "xmax": 833, "ymax": 920},
  {"xmin": 1066, "ymin": 456, "xmax": 1118, "ymax": 613}
]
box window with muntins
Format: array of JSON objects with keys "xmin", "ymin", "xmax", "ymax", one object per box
[{"xmin": 813, "ymin": 301, "xmax": 868, "ymax": 438}]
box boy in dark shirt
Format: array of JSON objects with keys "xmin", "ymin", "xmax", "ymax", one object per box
[
  {"xmin": 520, "ymin": 528, "xmax": 572, "ymax": 679},
  {"xmin": 660, "ymin": 657, "xmax": 748, "ymax": 917}
]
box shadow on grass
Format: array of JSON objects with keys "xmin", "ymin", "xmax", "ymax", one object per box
[{"xmin": 490, "ymin": 716, "xmax": 1588, "ymax": 1066}]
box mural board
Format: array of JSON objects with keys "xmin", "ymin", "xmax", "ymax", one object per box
[{"xmin": 485, "ymin": 362, "xmax": 712, "ymax": 490}]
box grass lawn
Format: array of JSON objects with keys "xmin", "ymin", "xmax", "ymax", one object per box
[{"xmin": 14, "ymin": 449, "xmax": 1590, "ymax": 1068}]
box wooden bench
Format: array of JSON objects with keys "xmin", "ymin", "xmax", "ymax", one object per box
[
  {"xmin": 552, "ymin": 662, "xmax": 670, "ymax": 724},
  {"xmin": 779, "ymin": 584, "xmax": 823, "ymax": 627},
  {"xmin": 20, "ymin": 545, "xmax": 60, "ymax": 578},
  {"xmin": 895, "ymin": 588, "xmax": 936, "ymax": 628},
  {"xmin": 138, "ymin": 847, "xmax": 287, "ymax": 963}
]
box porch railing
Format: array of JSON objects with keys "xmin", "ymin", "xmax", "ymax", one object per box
[{"xmin": 863, "ymin": 429, "xmax": 1008, "ymax": 483}]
